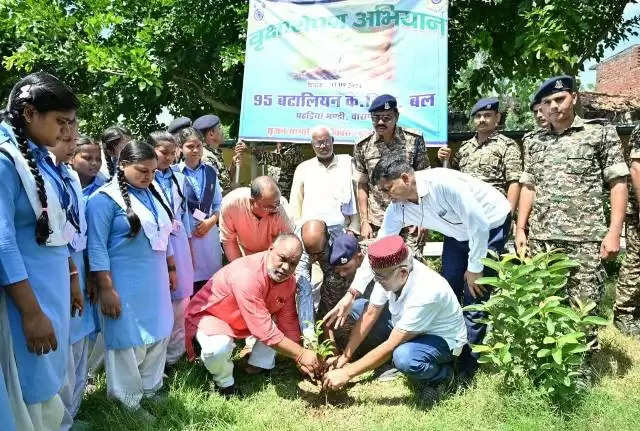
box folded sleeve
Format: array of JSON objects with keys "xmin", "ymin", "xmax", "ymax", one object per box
[
  {"xmin": 0, "ymin": 156, "xmax": 28, "ymax": 286},
  {"xmin": 86, "ymin": 193, "xmax": 115, "ymax": 272}
]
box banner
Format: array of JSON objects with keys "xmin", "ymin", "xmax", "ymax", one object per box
[{"xmin": 239, "ymin": 0, "xmax": 448, "ymax": 145}]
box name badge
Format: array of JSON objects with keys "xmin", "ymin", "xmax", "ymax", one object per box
[
  {"xmin": 63, "ymin": 221, "xmax": 76, "ymax": 243},
  {"xmin": 172, "ymin": 219, "xmax": 181, "ymax": 233},
  {"xmin": 193, "ymin": 209, "xmax": 207, "ymax": 222}
]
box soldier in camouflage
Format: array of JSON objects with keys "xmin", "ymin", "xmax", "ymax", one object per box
[
  {"xmin": 516, "ymin": 76, "xmax": 629, "ymax": 311},
  {"xmin": 193, "ymin": 114, "xmax": 241, "ymax": 194},
  {"xmin": 437, "ymin": 97, "xmax": 522, "ymax": 211},
  {"xmin": 254, "ymin": 142, "xmax": 305, "ymax": 200},
  {"xmin": 614, "ymin": 124, "xmax": 640, "ymax": 337},
  {"xmin": 353, "ymin": 94, "xmax": 431, "ymax": 258}
]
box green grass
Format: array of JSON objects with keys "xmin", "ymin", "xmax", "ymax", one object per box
[{"xmin": 76, "ymin": 280, "xmax": 640, "ymax": 431}]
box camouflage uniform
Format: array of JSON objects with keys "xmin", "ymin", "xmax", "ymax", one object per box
[
  {"xmin": 353, "ymin": 126, "xmax": 431, "ymax": 257},
  {"xmin": 451, "ymin": 131, "xmax": 522, "ymax": 196},
  {"xmin": 615, "ymin": 125, "xmax": 640, "ymax": 336},
  {"xmin": 520, "ymin": 116, "xmax": 629, "ymax": 307},
  {"xmin": 202, "ymin": 147, "xmax": 233, "ymax": 194},
  {"xmin": 256, "ymin": 143, "xmax": 305, "ymax": 199}
]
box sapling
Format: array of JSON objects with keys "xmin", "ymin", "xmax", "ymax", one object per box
[{"xmin": 302, "ymin": 320, "xmax": 336, "ymax": 404}]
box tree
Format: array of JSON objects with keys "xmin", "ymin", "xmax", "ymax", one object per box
[{"xmin": 1, "ymin": 0, "xmax": 638, "ymax": 136}]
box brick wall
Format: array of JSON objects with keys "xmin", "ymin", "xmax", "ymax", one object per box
[{"xmin": 596, "ymin": 45, "xmax": 640, "ymax": 96}]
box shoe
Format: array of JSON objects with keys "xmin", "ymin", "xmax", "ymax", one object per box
[
  {"xmin": 245, "ymin": 364, "xmax": 271, "ymax": 375},
  {"xmin": 372, "ymin": 363, "xmax": 401, "ymax": 382},
  {"xmin": 217, "ymin": 384, "xmax": 242, "ymax": 399},
  {"xmin": 419, "ymin": 384, "xmax": 442, "ymax": 406}
]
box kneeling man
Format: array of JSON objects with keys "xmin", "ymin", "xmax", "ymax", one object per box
[
  {"xmin": 323, "ymin": 235, "xmax": 467, "ymax": 399},
  {"xmin": 185, "ymin": 234, "xmax": 319, "ymax": 396}
]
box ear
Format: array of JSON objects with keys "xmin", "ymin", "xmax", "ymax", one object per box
[
  {"xmin": 495, "ymin": 112, "xmax": 502, "ymax": 123},
  {"xmin": 571, "ymin": 93, "xmax": 578, "ymax": 106},
  {"xmin": 22, "ymin": 104, "xmax": 35, "ymax": 124},
  {"xmin": 401, "ymin": 172, "xmax": 411, "ymax": 184}
]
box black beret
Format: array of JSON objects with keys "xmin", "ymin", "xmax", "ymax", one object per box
[
  {"xmin": 536, "ymin": 75, "xmax": 575, "ymax": 100},
  {"xmin": 529, "ymin": 93, "xmax": 541, "ymax": 111},
  {"xmin": 368, "ymin": 94, "xmax": 397, "ymax": 112},
  {"xmin": 193, "ymin": 114, "xmax": 220, "ymax": 132},
  {"xmin": 470, "ymin": 97, "xmax": 499, "ymax": 116},
  {"xmin": 167, "ymin": 116, "xmax": 192, "ymax": 134}
]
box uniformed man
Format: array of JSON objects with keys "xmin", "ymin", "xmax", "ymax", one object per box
[
  {"xmin": 516, "ymin": 75, "xmax": 629, "ymax": 312},
  {"xmin": 168, "ymin": 116, "xmax": 192, "ymax": 135},
  {"xmin": 614, "ymin": 125, "xmax": 640, "ymax": 337},
  {"xmin": 254, "ymin": 142, "xmax": 305, "ymax": 201},
  {"xmin": 353, "ymin": 94, "xmax": 431, "ymax": 258},
  {"xmin": 437, "ymin": 97, "xmax": 522, "ymax": 212},
  {"xmin": 531, "ymin": 97, "xmax": 550, "ymax": 130},
  {"xmin": 193, "ymin": 114, "xmax": 240, "ymax": 194}
]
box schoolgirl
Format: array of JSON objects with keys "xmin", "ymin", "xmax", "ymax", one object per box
[
  {"xmin": 52, "ymin": 135, "xmax": 98, "ymax": 430},
  {"xmin": 0, "ymin": 72, "xmax": 79, "ymax": 430},
  {"xmin": 99, "ymin": 125, "xmax": 130, "ymax": 179},
  {"xmin": 70, "ymin": 135, "xmax": 107, "ymax": 198},
  {"xmin": 149, "ymin": 131, "xmax": 194, "ymax": 365},
  {"xmin": 87, "ymin": 141, "xmax": 175, "ymax": 418},
  {"xmin": 175, "ymin": 127, "xmax": 223, "ymax": 294}
]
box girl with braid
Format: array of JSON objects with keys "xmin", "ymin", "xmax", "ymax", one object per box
[
  {"xmin": 176, "ymin": 128, "xmax": 223, "ymax": 295},
  {"xmin": 86, "ymin": 141, "xmax": 175, "ymax": 420},
  {"xmin": 149, "ymin": 131, "xmax": 194, "ymax": 366},
  {"xmin": 0, "ymin": 72, "xmax": 80, "ymax": 430},
  {"xmin": 70, "ymin": 135, "xmax": 107, "ymax": 198},
  {"xmin": 99, "ymin": 125, "xmax": 130, "ymax": 179}
]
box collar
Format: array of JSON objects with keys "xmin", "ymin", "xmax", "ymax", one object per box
[
  {"xmin": 473, "ymin": 130, "xmax": 499, "ymax": 147},
  {"xmin": 392, "ymin": 265, "xmax": 415, "ymax": 302},
  {"xmin": 373, "ymin": 125, "xmax": 402, "ymax": 145},
  {"xmin": 545, "ymin": 115, "xmax": 584, "ymax": 135},
  {"xmin": 155, "ymin": 168, "xmax": 173, "ymax": 180},
  {"xmin": 313, "ymin": 155, "xmax": 338, "ymax": 169},
  {"xmin": 182, "ymin": 162, "xmax": 202, "ymax": 175},
  {"xmin": 414, "ymin": 169, "xmax": 430, "ymax": 200}
]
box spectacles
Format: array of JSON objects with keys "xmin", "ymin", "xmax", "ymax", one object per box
[
  {"xmin": 372, "ymin": 266, "xmax": 404, "ymax": 281},
  {"xmin": 371, "ymin": 115, "xmax": 395, "ymax": 123},
  {"xmin": 312, "ymin": 138, "xmax": 332, "ymax": 148},
  {"xmin": 257, "ymin": 199, "xmax": 281, "ymax": 213}
]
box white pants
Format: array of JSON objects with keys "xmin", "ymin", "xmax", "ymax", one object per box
[
  {"xmin": 105, "ymin": 338, "xmax": 169, "ymax": 410},
  {"xmin": 59, "ymin": 337, "xmax": 90, "ymax": 431},
  {"xmin": 197, "ymin": 331, "xmax": 276, "ymax": 388},
  {"xmin": 0, "ymin": 292, "xmax": 65, "ymax": 431},
  {"xmin": 166, "ymin": 298, "xmax": 188, "ymax": 365},
  {"xmin": 86, "ymin": 333, "xmax": 105, "ymax": 379}
]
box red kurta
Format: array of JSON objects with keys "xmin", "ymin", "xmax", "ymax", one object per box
[{"xmin": 185, "ymin": 251, "xmax": 301, "ymax": 360}]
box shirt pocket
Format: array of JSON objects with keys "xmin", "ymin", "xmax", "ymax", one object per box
[
  {"xmin": 437, "ymin": 208, "xmax": 462, "ymax": 225},
  {"xmin": 566, "ymin": 144, "xmax": 597, "ymax": 175}
]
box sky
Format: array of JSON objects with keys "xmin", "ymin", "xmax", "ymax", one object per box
[{"xmin": 579, "ymin": 2, "xmax": 640, "ymax": 88}]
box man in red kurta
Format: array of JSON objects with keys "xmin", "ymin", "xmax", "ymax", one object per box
[{"xmin": 185, "ymin": 234, "xmax": 319, "ymax": 396}]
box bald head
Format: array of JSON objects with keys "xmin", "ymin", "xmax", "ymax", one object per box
[
  {"xmin": 301, "ymin": 220, "xmax": 328, "ymax": 257},
  {"xmin": 251, "ymin": 175, "xmax": 280, "ymax": 200}
]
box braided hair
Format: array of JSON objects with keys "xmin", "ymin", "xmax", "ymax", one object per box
[
  {"xmin": 117, "ymin": 140, "xmax": 174, "ymax": 238},
  {"xmin": 1, "ymin": 72, "xmax": 78, "ymax": 245},
  {"xmin": 101, "ymin": 125, "xmax": 130, "ymax": 177},
  {"xmin": 148, "ymin": 131, "xmax": 186, "ymax": 211}
]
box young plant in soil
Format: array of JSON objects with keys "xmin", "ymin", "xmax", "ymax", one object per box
[{"xmin": 302, "ymin": 320, "xmax": 336, "ymax": 404}]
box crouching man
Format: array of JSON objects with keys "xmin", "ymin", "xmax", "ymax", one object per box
[
  {"xmin": 322, "ymin": 235, "xmax": 467, "ymax": 401},
  {"xmin": 185, "ymin": 233, "xmax": 320, "ymax": 396}
]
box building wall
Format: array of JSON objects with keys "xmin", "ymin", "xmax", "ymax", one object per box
[{"xmin": 596, "ymin": 46, "xmax": 640, "ymax": 96}]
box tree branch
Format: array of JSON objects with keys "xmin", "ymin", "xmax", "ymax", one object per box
[{"xmin": 172, "ymin": 75, "xmax": 240, "ymax": 114}]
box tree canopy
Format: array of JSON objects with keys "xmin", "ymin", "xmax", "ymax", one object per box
[{"xmin": 1, "ymin": 0, "xmax": 638, "ymax": 136}]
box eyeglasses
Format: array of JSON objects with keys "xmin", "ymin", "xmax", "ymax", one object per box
[
  {"xmin": 257, "ymin": 199, "xmax": 281, "ymax": 213},
  {"xmin": 372, "ymin": 266, "xmax": 404, "ymax": 281},
  {"xmin": 312, "ymin": 138, "xmax": 332, "ymax": 148},
  {"xmin": 371, "ymin": 115, "xmax": 395, "ymax": 123}
]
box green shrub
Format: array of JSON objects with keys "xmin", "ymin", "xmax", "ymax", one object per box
[{"xmin": 464, "ymin": 250, "xmax": 609, "ymax": 403}]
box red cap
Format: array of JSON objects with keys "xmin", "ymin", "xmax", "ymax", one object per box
[{"xmin": 368, "ymin": 235, "xmax": 408, "ymax": 269}]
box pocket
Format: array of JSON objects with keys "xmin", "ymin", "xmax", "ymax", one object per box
[{"xmin": 566, "ymin": 144, "xmax": 596, "ymax": 175}]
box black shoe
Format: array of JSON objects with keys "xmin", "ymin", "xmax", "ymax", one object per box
[
  {"xmin": 419, "ymin": 384, "xmax": 442, "ymax": 406},
  {"xmin": 217, "ymin": 384, "xmax": 242, "ymax": 399},
  {"xmin": 372, "ymin": 363, "xmax": 401, "ymax": 382}
]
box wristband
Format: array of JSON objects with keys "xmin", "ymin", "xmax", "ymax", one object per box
[
  {"xmin": 167, "ymin": 265, "xmax": 177, "ymax": 272},
  {"xmin": 69, "ymin": 271, "xmax": 79, "ymax": 277}
]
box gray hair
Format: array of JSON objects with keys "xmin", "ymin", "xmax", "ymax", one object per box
[{"xmin": 310, "ymin": 125, "xmax": 333, "ymax": 140}]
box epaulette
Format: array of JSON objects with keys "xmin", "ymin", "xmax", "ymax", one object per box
[
  {"xmin": 355, "ymin": 131, "xmax": 375, "ymax": 146},
  {"xmin": 401, "ymin": 127, "xmax": 424, "ymax": 137},
  {"xmin": 584, "ymin": 118, "xmax": 609, "ymax": 125}
]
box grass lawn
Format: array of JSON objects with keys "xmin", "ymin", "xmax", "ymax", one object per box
[{"xmin": 76, "ymin": 282, "xmax": 640, "ymax": 431}]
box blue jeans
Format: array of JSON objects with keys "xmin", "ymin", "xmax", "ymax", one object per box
[
  {"xmin": 350, "ymin": 298, "xmax": 454, "ymax": 384},
  {"xmin": 441, "ymin": 213, "xmax": 512, "ymax": 375}
]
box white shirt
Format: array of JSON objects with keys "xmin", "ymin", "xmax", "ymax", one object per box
[
  {"xmin": 369, "ymin": 259, "xmax": 467, "ymax": 353},
  {"xmin": 351, "ymin": 168, "xmax": 510, "ymax": 293},
  {"xmin": 289, "ymin": 154, "xmax": 358, "ymax": 228}
]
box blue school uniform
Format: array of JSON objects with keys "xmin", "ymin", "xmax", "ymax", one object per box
[
  {"xmin": 177, "ymin": 162, "xmax": 223, "ymax": 282},
  {"xmin": 155, "ymin": 169, "xmax": 194, "ymax": 299},
  {"xmin": 82, "ymin": 172, "xmax": 108, "ymax": 199},
  {"xmin": 0, "ymin": 129, "xmax": 70, "ymax": 404},
  {"xmin": 67, "ymin": 167, "xmax": 98, "ymax": 345},
  {"xmin": 86, "ymin": 184, "xmax": 173, "ymax": 350}
]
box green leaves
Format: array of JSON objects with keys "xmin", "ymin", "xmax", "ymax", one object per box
[{"xmin": 469, "ymin": 249, "xmax": 606, "ymax": 403}]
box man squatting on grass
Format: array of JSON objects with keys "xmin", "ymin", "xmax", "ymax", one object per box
[{"xmin": 324, "ymin": 155, "xmax": 512, "ymax": 379}]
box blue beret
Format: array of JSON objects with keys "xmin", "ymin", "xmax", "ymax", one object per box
[
  {"xmin": 328, "ymin": 233, "xmax": 360, "ymax": 266},
  {"xmin": 536, "ymin": 75, "xmax": 575, "ymax": 100},
  {"xmin": 193, "ymin": 114, "xmax": 220, "ymax": 132},
  {"xmin": 470, "ymin": 97, "xmax": 499, "ymax": 116},
  {"xmin": 368, "ymin": 94, "xmax": 397, "ymax": 112},
  {"xmin": 167, "ymin": 116, "xmax": 192, "ymax": 134}
]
